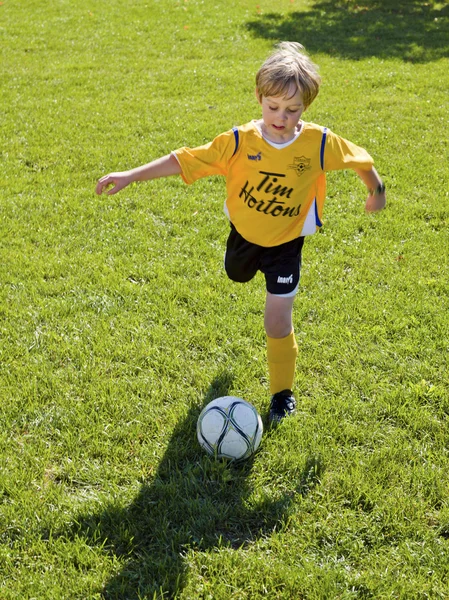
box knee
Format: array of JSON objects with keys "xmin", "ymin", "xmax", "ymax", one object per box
[
  {"xmin": 224, "ymin": 258, "xmax": 256, "ymax": 284},
  {"xmin": 226, "ymin": 268, "xmax": 253, "ymax": 283},
  {"xmin": 264, "ymin": 293, "xmax": 295, "ymax": 338},
  {"xmin": 264, "ymin": 313, "xmax": 293, "ymax": 339}
]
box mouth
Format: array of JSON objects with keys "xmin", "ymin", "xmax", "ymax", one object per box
[{"xmin": 272, "ymin": 125, "xmax": 285, "ymax": 131}]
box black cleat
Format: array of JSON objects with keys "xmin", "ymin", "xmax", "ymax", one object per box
[{"xmin": 269, "ymin": 389, "xmax": 296, "ymax": 425}]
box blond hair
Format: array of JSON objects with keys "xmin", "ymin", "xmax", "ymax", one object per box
[{"xmin": 256, "ymin": 42, "xmax": 321, "ymax": 109}]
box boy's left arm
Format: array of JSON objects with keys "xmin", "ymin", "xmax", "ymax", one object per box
[{"xmin": 354, "ymin": 167, "xmax": 386, "ymax": 213}]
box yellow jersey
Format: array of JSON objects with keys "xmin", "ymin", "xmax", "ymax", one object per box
[{"xmin": 174, "ymin": 120, "xmax": 373, "ymax": 247}]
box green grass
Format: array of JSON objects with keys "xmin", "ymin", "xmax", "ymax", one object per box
[{"xmin": 1, "ymin": 0, "xmax": 449, "ymax": 598}]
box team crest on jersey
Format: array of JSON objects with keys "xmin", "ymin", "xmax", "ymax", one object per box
[{"xmin": 288, "ymin": 156, "xmax": 311, "ymax": 177}]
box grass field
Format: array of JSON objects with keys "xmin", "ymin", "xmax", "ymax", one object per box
[{"xmin": 1, "ymin": 0, "xmax": 449, "ymax": 598}]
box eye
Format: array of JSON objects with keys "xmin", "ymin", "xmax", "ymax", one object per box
[{"xmin": 268, "ymin": 106, "xmax": 278, "ymax": 111}]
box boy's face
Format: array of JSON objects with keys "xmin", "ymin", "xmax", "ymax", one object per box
[{"xmin": 257, "ymin": 84, "xmax": 305, "ymax": 143}]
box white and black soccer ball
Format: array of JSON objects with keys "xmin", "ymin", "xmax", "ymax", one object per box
[{"xmin": 197, "ymin": 396, "xmax": 263, "ymax": 461}]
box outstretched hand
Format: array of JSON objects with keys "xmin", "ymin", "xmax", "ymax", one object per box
[
  {"xmin": 95, "ymin": 171, "xmax": 134, "ymax": 195},
  {"xmin": 365, "ymin": 190, "xmax": 386, "ymax": 213}
]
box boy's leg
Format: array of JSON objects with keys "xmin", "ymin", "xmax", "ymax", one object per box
[
  {"xmin": 265, "ymin": 292, "xmax": 297, "ymax": 395},
  {"xmin": 261, "ymin": 236, "xmax": 304, "ymax": 423}
]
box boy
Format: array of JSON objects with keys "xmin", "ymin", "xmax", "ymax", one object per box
[{"xmin": 96, "ymin": 42, "xmax": 386, "ymax": 425}]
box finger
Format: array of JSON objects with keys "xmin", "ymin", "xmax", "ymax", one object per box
[
  {"xmin": 95, "ymin": 182, "xmax": 108, "ymax": 195},
  {"xmin": 95, "ymin": 176, "xmax": 114, "ymax": 195}
]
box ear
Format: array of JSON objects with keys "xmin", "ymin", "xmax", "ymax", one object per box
[{"xmin": 255, "ymin": 88, "xmax": 262, "ymax": 105}]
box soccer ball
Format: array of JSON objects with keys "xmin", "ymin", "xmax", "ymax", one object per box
[{"xmin": 197, "ymin": 396, "xmax": 263, "ymax": 461}]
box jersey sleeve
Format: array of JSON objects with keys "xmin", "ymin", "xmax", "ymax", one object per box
[
  {"xmin": 173, "ymin": 129, "xmax": 236, "ymax": 184},
  {"xmin": 323, "ymin": 129, "xmax": 374, "ymax": 171}
]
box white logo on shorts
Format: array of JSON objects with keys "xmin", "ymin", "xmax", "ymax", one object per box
[{"xmin": 277, "ymin": 274, "xmax": 293, "ymax": 284}]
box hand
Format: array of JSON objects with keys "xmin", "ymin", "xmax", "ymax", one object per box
[
  {"xmin": 95, "ymin": 171, "xmax": 134, "ymax": 195},
  {"xmin": 365, "ymin": 190, "xmax": 386, "ymax": 213}
]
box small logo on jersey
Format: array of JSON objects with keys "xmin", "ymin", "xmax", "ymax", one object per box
[
  {"xmin": 288, "ymin": 156, "xmax": 311, "ymax": 177},
  {"xmin": 277, "ymin": 274, "xmax": 293, "ymax": 284},
  {"xmin": 247, "ymin": 152, "xmax": 262, "ymax": 161}
]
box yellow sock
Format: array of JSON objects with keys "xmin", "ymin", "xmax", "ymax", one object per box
[{"xmin": 266, "ymin": 330, "xmax": 298, "ymax": 395}]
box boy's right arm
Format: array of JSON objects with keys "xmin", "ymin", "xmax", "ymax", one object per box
[{"xmin": 95, "ymin": 154, "xmax": 182, "ymax": 195}]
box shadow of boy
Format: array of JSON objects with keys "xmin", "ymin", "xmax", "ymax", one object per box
[{"xmin": 70, "ymin": 374, "xmax": 323, "ymax": 599}]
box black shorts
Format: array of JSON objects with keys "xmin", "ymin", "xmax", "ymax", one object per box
[{"xmin": 224, "ymin": 224, "xmax": 305, "ymax": 296}]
